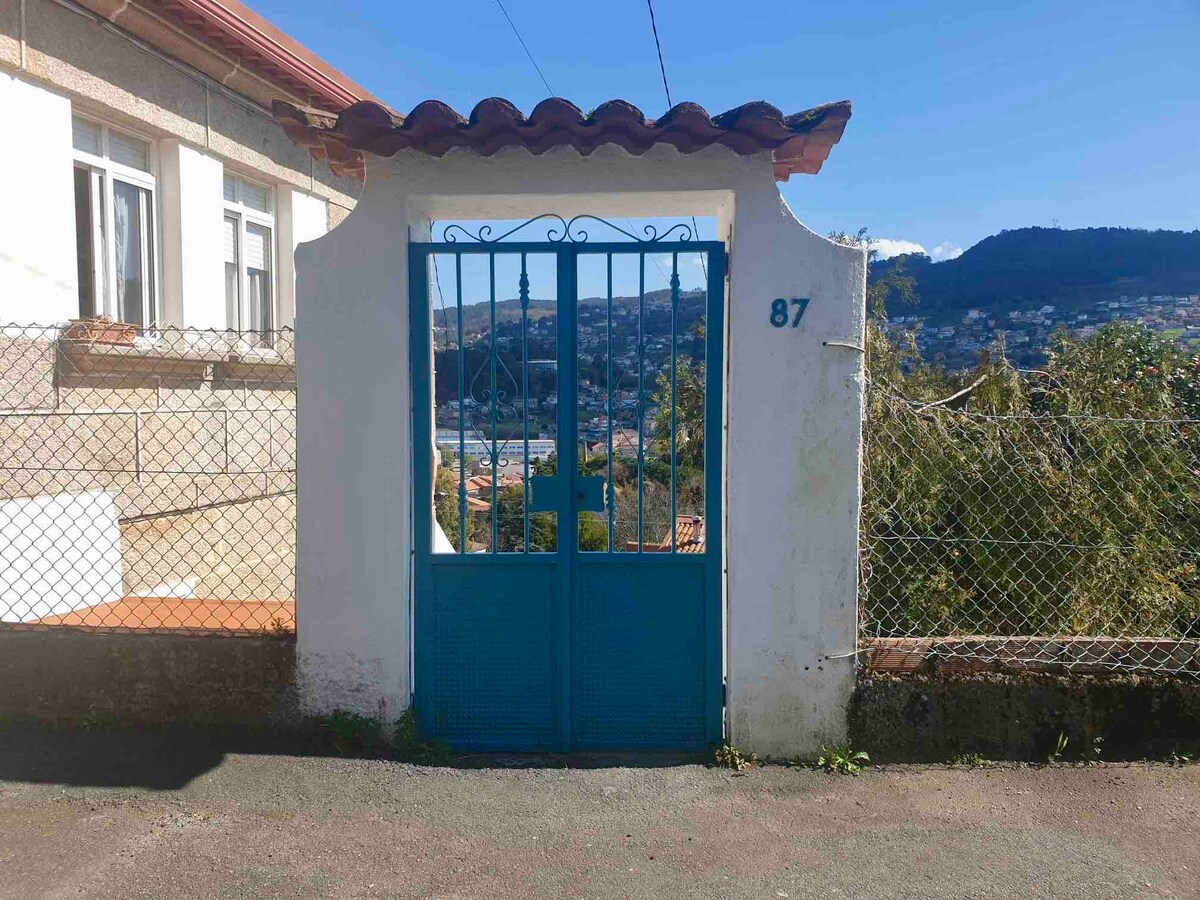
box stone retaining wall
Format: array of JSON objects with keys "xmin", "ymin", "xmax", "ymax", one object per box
[
  {"xmin": 851, "ymin": 672, "xmax": 1200, "ymax": 762},
  {"xmin": 0, "ymin": 629, "xmax": 297, "ymax": 727}
]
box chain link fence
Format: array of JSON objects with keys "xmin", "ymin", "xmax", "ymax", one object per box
[
  {"xmin": 860, "ymin": 383, "xmax": 1200, "ymax": 676},
  {"xmin": 0, "ymin": 323, "xmax": 295, "ymax": 636}
]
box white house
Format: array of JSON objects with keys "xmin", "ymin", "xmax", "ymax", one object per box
[
  {"xmin": 0, "ymin": 0, "xmax": 369, "ymax": 331},
  {"xmin": 0, "ymin": 0, "xmax": 374, "ymax": 632}
]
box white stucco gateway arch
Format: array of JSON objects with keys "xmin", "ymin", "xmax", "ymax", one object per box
[{"xmin": 281, "ymin": 97, "xmax": 867, "ymax": 756}]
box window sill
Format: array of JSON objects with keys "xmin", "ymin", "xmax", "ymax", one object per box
[
  {"xmin": 58, "ymin": 330, "xmax": 295, "ymax": 384},
  {"xmin": 60, "ymin": 334, "xmax": 224, "ymax": 378}
]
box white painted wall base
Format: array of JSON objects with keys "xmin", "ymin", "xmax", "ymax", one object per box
[{"xmin": 295, "ymin": 143, "xmax": 865, "ymax": 753}]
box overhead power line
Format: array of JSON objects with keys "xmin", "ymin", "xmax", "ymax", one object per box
[
  {"xmin": 486, "ymin": 0, "xmax": 678, "ymax": 287},
  {"xmin": 493, "ymin": 0, "xmax": 556, "ymax": 96},
  {"xmin": 642, "ymin": 0, "xmax": 707, "ymax": 280},
  {"xmin": 645, "ymin": 0, "xmax": 673, "ymax": 108}
]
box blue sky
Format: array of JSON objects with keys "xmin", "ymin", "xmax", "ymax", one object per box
[{"xmin": 255, "ymin": 0, "xmax": 1200, "ymax": 261}]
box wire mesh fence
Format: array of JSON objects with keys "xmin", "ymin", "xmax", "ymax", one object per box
[
  {"xmin": 0, "ymin": 323, "xmax": 295, "ymax": 636},
  {"xmin": 860, "ymin": 382, "xmax": 1200, "ymax": 676}
]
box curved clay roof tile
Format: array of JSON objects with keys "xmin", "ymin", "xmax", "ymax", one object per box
[
  {"xmin": 588, "ymin": 100, "xmax": 647, "ymax": 128},
  {"xmin": 335, "ymin": 100, "xmax": 403, "ymax": 143},
  {"xmin": 405, "ymin": 100, "xmax": 468, "ymax": 130},
  {"xmin": 272, "ymin": 96, "xmax": 850, "ymax": 182},
  {"xmin": 526, "ymin": 97, "xmax": 588, "ymax": 127},
  {"xmin": 469, "ymin": 97, "xmax": 526, "ymax": 128}
]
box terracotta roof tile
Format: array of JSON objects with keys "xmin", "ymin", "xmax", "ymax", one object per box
[
  {"xmin": 273, "ymin": 97, "xmax": 851, "ymax": 181},
  {"xmin": 624, "ymin": 515, "xmax": 705, "ymax": 553}
]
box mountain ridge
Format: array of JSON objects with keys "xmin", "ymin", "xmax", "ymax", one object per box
[{"xmin": 872, "ymin": 227, "xmax": 1200, "ymax": 320}]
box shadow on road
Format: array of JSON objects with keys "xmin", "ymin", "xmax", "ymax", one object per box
[
  {"xmin": 0, "ymin": 725, "xmax": 318, "ymax": 790},
  {"xmin": 0, "ymin": 724, "xmax": 709, "ymax": 790}
]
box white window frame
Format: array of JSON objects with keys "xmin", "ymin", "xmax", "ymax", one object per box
[
  {"xmin": 223, "ymin": 173, "xmax": 277, "ymax": 345},
  {"xmin": 71, "ymin": 115, "xmax": 160, "ymax": 327}
]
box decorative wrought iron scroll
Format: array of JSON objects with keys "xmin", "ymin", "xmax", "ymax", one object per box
[{"xmin": 442, "ymin": 214, "xmax": 694, "ymax": 245}]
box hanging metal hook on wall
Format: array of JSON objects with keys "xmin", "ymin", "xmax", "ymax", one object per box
[{"xmin": 823, "ymin": 340, "xmax": 865, "ymax": 353}]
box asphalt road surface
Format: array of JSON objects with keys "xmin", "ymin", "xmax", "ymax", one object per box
[{"xmin": 0, "ymin": 727, "xmax": 1197, "ymax": 899}]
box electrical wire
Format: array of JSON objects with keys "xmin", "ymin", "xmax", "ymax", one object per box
[
  {"xmin": 643, "ymin": 0, "xmax": 708, "ymax": 281},
  {"xmin": 645, "ymin": 0, "xmax": 673, "ymax": 108},
  {"xmin": 493, "ymin": 0, "xmax": 556, "ymax": 95}
]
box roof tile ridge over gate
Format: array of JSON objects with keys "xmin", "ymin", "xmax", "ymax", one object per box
[{"xmin": 272, "ymin": 96, "xmax": 852, "ymax": 182}]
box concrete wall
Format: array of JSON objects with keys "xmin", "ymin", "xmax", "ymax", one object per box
[
  {"xmin": 722, "ymin": 189, "xmax": 867, "ymax": 758},
  {"xmin": 0, "ymin": 0, "xmax": 350, "ymax": 329},
  {"xmin": 0, "ymin": 72, "xmax": 77, "ymax": 324},
  {"xmin": 295, "ymin": 143, "xmax": 866, "ymax": 754}
]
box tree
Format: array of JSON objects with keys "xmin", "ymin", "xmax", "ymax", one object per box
[{"xmin": 650, "ymin": 327, "xmax": 706, "ymax": 471}]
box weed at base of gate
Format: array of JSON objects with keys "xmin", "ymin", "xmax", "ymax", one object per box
[
  {"xmin": 814, "ymin": 743, "xmax": 870, "ymax": 776},
  {"xmin": 713, "ymin": 743, "xmax": 758, "ymax": 772},
  {"xmin": 391, "ymin": 710, "xmax": 452, "ymax": 764},
  {"xmin": 316, "ymin": 710, "xmax": 387, "ymax": 756}
]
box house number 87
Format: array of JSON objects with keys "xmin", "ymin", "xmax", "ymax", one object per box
[{"xmin": 770, "ymin": 297, "xmax": 810, "ymax": 328}]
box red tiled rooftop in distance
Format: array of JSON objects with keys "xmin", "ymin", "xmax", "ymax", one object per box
[
  {"xmin": 32, "ymin": 597, "xmax": 295, "ymax": 633},
  {"xmin": 625, "ymin": 515, "xmax": 705, "ymax": 554},
  {"xmin": 273, "ymin": 97, "xmax": 851, "ymax": 182}
]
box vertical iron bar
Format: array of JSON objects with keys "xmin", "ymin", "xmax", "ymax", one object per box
[
  {"xmin": 556, "ymin": 248, "xmax": 578, "ymax": 750},
  {"xmin": 520, "ymin": 253, "xmax": 531, "ymax": 553},
  {"xmin": 670, "ymin": 253, "xmax": 679, "ymax": 554},
  {"xmin": 489, "ymin": 252, "xmax": 498, "ymax": 553},
  {"xmin": 456, "ymin": 253, "xmax": 466, "ymax": 553},
  {"xmin": 637, "ymin": 252, "xmax": 645, "ymax": 552},
  {"xmin": 408, "ymin": 247, "xmax": 432, "ymax": 733},
  {"xmin": 703, "ymin": 245, "xmax": 726, "ymax": 745},
  {"xmin": 606, "ymin": 253, "xmax": 614, "ymax": 551}
]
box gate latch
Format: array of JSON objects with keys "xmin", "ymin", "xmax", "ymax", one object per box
[
  {"xmin": 574, "ymin": 475, "xmax": 606, "ymax": 513},
  {"xmin": 528, "ymin": 475, "xmax": 607, "ymax": 513}
]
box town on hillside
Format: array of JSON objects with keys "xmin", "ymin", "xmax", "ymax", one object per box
[{"xmin": 890, "ymin": 292, "xmax": 1200, "ymax": 369}]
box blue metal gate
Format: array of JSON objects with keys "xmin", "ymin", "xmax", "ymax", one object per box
[{"xmin": 410, "ymin": 216, "xmax": 724, "ymax": 751}]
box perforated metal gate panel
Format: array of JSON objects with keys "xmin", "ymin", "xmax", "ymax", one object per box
[{"xmin": 410, "ymin": 218, "xmax": 724, "ymax": 751}]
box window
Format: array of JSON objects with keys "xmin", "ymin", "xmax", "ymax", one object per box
[
  {"xmin": 72, "ymin": 116, "xmax": 157, "ymax": 327},
  {"xmin": 223, "ymin": 173, "xmax": 275, "ymax": 345}
]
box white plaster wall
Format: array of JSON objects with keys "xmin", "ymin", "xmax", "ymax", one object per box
[
  {"xmin": 294, "ymin": 171, "xmax": 412, "ymax": 720},
  {"xmin": 0, "ymin": 72, "xmax": 78, "ymax": 325},
  {"xmin": 723, "ymin": 191, "xmax": 867, "ymax": 758},
  {"xmin": 159, "ymin": 142, "xmax": 225, "ymax": 329},
  {"xmin": 277, "ymin": 190, "xmax": 328, "ymax": 328},
  {"xmin": 295, "ymin": 143, "xmax": 865, "ymax": 754}
]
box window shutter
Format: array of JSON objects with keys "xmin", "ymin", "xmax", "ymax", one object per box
[
  {"xmin": 244, "ymin": 223, "xmax": 270, "ymax": 271},
  {"xmin": 241, "ymin": 181, "xmax": 270, "ymax": 213},
  {"xmin": 223, "ymin": 174, "xmax": 237, "ymax": 203},
  {"xmin": 107, "ymin": 129, "xmax": 150, "ymax": 172},
  {"xmin": 72, "ymin": 117, "xmax": 101, "ymax": 156},
  {"xmin": 223, "ymin": 216, "xmax": 238, "ymax": 266}
]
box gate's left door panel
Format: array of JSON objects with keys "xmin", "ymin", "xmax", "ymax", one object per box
[
  {"xmin": 424, "ymin": 561, "xmax": 559, "ymax": 747},
  {"xmin": 413, "ymin": 248, "xmax": 564, "ymax": 749}
]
